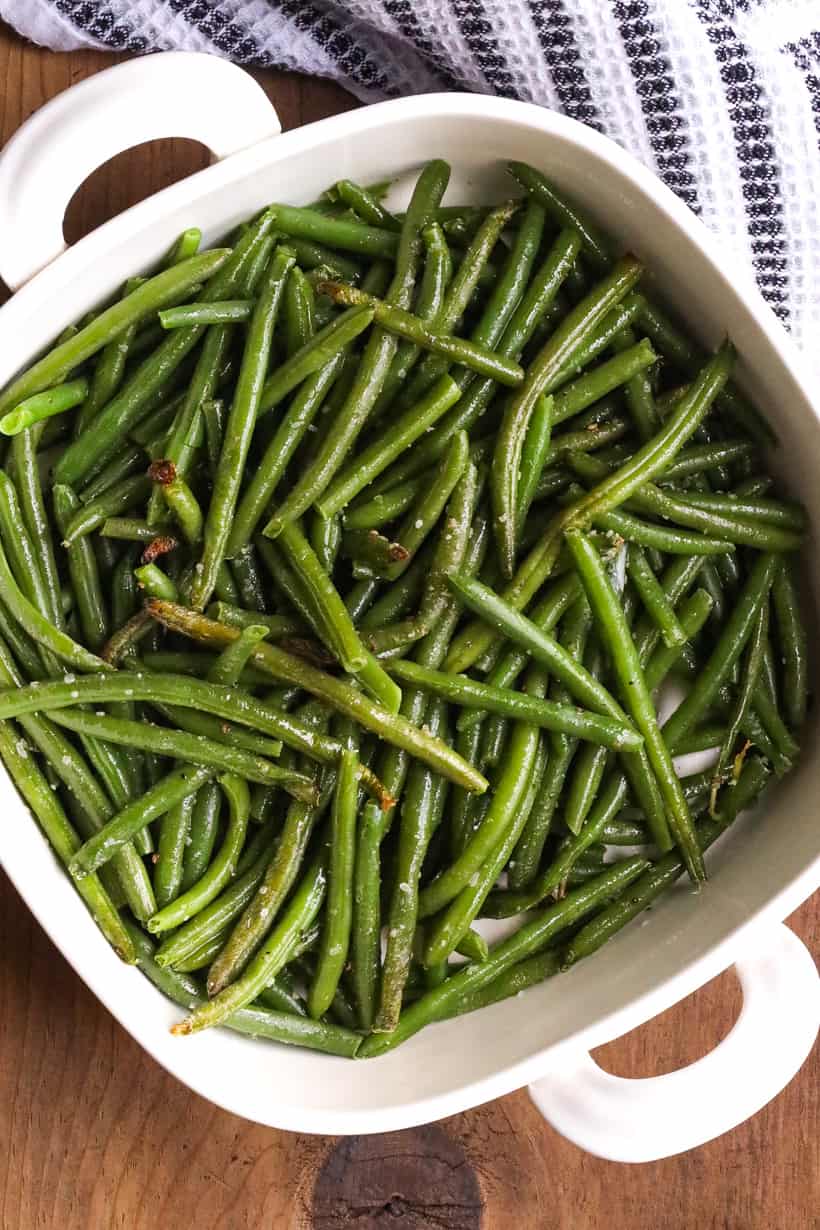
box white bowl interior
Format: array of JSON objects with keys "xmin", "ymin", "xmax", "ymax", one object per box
[{"xmin": 0, "ymin": 96, "xmax": 817, "ymax": 1133}]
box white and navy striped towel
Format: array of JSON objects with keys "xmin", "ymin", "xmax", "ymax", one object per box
[{"xmin": 4, "ymin": 1, "xmax": 820, "ymax": 356}]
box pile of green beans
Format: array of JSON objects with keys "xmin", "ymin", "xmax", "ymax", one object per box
[{"xmin": 0, "ymin": 161, "xmax": 807, "ymax": 1060}]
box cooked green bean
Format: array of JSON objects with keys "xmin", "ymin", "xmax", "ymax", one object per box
[
  {"xmin": 159, "ymin": 300, "xmax": 254, "ymax": 328},
  {"xmin": 149, "ymin": 773, "xmax": 250, "ymax": 932},
  {"xmin": 126, "ymin": 920, "xmax": 360, "ymax": 1056},
  {"xmin": 492, "ymin": 257, "xmax": 644, "ymax": 575},
  {"xmin": 566, "ymin": 531, "xmax": 704, "ymax": 882},
  {"xmin": 0, "ymin": 720, "xmax": 135, "ymax": 959},
  {"xmin": 318, "ymin": 375, "xmax": 462, "ymax": 517},
  {"xmin": 0, "ymin": 378, "xmax": 89, "ymax": 436},
  {"xmin": 359, "ymin": 858, "xmax": 648, "ymax": 1057},
  {"xmin": 190, "ymin": 246, "xmax": 294, "ymax": 609},
  {"xmin": 318, "ymin": 281, "xmax": 524, "ymax": 386},
  {"xmin": 308, "ymin": 748, "xmax": 358, "ymax": 1018},
  {"xmin": 0, "ymin": 250, "xmax": 232, "ymax": 416},
  {"xmin": 387, "ymin": 659, "xmax": 640, "ymax": 748},
  {"xmin": 45, "ymin": 707, "xmax": 313, "ymax": 794},
  {"xmin": 448, "ymin": 341, "xmax": 735, "ymax": 673},
  {"xmin": 772, "ymin": 558, "xmax": 809, "ymax": 730},
  {"xmin": 626, "ymin": 543, "xmax": 687, "ymax": 648},
  {"xmin": 171, "ymin": 847, "xmax": 328, "ymax": 1033}
]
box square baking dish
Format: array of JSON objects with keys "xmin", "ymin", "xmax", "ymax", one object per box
[{"xmin": 0, "ymin": 53, "xmax": 816, "ymax": 1159}]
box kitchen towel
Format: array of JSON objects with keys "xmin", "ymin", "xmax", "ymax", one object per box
[{"xmin": 3, "ymin": 1, "xmax": 820, "ymax": 354}]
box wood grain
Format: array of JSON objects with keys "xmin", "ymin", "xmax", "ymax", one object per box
[{"xmin": 0, "ymin": 26, "xmax": 817, "ymax": 1230}]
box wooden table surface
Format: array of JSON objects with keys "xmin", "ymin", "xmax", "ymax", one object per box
[{"xmin": 0, "ymin": 26, "xmax": 817, "ymax": 1230}]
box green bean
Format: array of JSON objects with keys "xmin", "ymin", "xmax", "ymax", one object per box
[
  {"xmin": 310, "ymin": 512, "xmax": 341, "ymax": 575},
  {"xmin": 492, "ymin": 256, "xmax": 644, "ymax": 575},
  {"xmin": 387, "ymin": 659, "xmax": 639, "ymax": 748},
  {"xmin": 662, "ymin": 552, "xmax": 780, "ymax": 748},
  {"xmin": 0, "ymin": 250, "xmax": 231, "ymax": 416},
  {"xmin": 61, "ymin": 474, "xmax": 152, "ymax": 545},
  {"xmin": 486, "ymin": 767, "xmax": 631, "ymax": 918},
  {"xmin": 507, "ymin": 597, "xmax": 591, "ymax": 886},
  {"xmin": 344, "ymin": 480, "xmax": 426, "ymax": 533},
  {"xmin": 710, "ymin": 602, "xmax": 768, "ymax": 814},
  {"xmin": 447, "ymin": 573, "xmax": 624, "ymax": 715},
  {"xmin": 283, "ymin": 266, "xmax": 315, "ymax": 355},
  {"xmin": 50, "ymin": 691, "xmax": 308, "ymax": 783},
  {"xmin": 270, "ymin": 203, "xmax": 399, "ymax": 257},
  {"xmin": 507, "ymin": 161, "xmax": 613, "ymax": 271},
  {"xmin": 163, "ymin": 228, "xmax": 202, "ymax": 266},
  {"xmin": 70, "ymin": 762, "xmax": 215, "ymax": 875},
  {"xmin": 11, "ymin": 429, "xmax": 63, "ymax": 627},
  {"xmin": 371, "ymin": 222, "xmax": 452, "ymax": 415},
  {"xmin": 612, "ymin": 326, "xmax": 659, "ymax": 441},
  {"xmin": 206, "ymin": 756, "xmax": 334, "ymax": 994},
  {"xmin": 76, "ymin": 281, "xmax": 144, "ymax": 434},
  {"xmin": 396, "ymin": 201, "xmax": 520, "ymax": 404},
  {"xmin": 636, "ymin": 297, "xmax": 775, "ymax": 447},
  {"xmin": 772, "ymin": 559, "xmax": 808, "ymax": 730},
  {"xmin": 563, "ymin": 758, "xmax": 771, "ymax": 967},
  {"xmin": 228, "ymin": 353, "xmax": 347, "ymax": 556},
  {"xmin": 317, "ymin": 281, "xmax": 524, "ymax": 387},
  {"xmin": 207, "ymin": 604, "xmax": 299, "ymax": 639},
  {"xmin": 626, "ymin": 544, "xmax": 687, "ymax": 648},
  {"xmin": 375, "ymin": 698, "xmax": 451, "ymax": 1031},
  {"xmin": 189, "ymin": 247, "xmax": 294, "ymax": 609},
  {"xmin": 135, "ymin": 562, "xmax": 177, "ymax": 601},
  {"xmin": 425, "ymin": 704, "xmax": 548, "ymax": 966},
  {"xmin": 55, "ymin": 220, "xmax": 276, "ymax": 489},
  {"xmin": 0, "ymin": 720, "xmax": 135, "ymax": 959},
  {"xmin": 153, "ymin": 788, "xmax": 197, "ymax": 911},
  {"xmin": 566, "ymin": 530, "xmax": 704, "ymax": 881},
  {"xmin": 0, "ymin": 536, "xmax": 108, "ymax": 672},
  {"xmin": 0, "ymin": 378, "xmax": 88, "ymax": 436},
  {"xmin": 379, "ymin": 429, "xmax": 469, "ymax": 582},
  {"xmin": 359, "ymin": 858, "xmax": 648, "ymax": 1057},
  {"xmin": 52, "ymin": 484, "xmax": 109, "ymax": 651},
  {"xmin": 318, "ymin": 375, "xmax": 462, "ymax": 517},
  {"xmin": 276, "ymin": 519, "xmax": 370, "ymax": 672},
  {"xmin": 593, "ymin": 505, "xmax": 733, "ymax": 555},
  {"xmin": 448, "ymin": 341, "xmax": 735, "ymax": 673},
  {"xmin": 261, "ymin": 164, "xmax": 450, "ymax": 530},
  {"xmin": 257, "ymin": 976, "xmax": 307, "ymax": 1018},
  {"xmin": 206, "ymin": 624, "xmax": 269, "ymax": 685},
  {"xmin": 0, "ymin": 471, "xmax": 61, "ymax": 656},
  {"xmin": 149, "ymin": 695, "xmax": 283, "ymax": 762},
  {"xmin": 159, "ymin": 300, "xmax": 254, "ymax": 328},
  {"xmin": 100, "ymin": 518, "xmax": 164, "ymax": 543},
  {"xmin": 642, "ymin": 588, "xmax": 714, "ymax": 692},
  {"xmin": 149, "ymin": 773, "xmax": 250, "ymax": 932},
  {"xmin": 330, "ymin": 180, "xmax": 401, "ymax": 231},
  {"xmin": 661, "ymin": 441, "xmax": 756, "ymax": 482},
  {"xmin": 155, "ymin": 829, "xmax": 277, "ymax": 968},
  {"xmin": 308, "ymin": 748, "xmax": 358, "ymax": 1018},
  {"xmin": 172, "ymin": 847, "xmax": 328, "ymax": 1033},
  {"xmin": 564, "ymin": 730, "xmax": 609, "ymax": 836},
  {"xmin": 126, "ymin": 921, "xmax": 360, "ymax": 1056},
  {"xmin": 202, "ymin": 398, "xmax": 225, "ymax": 475},
  {"xmin": 181, "ymin": 778, "xmax": 221, "ymax": 891},
  {"xmin": 228, "ymin": 544, "xmax": 266, "ymax": 612},
  {"xmin": 0, "ymin": 631, "xmax": 155, "ymax": 920},
  {"xmin": 0, "ymin": 667, "xmax": 357, "ymax": 769},
  {"xmin": 366, "ymin": 229, "xmax": 582, "ymax": 501},
  {"xmin": 516, "ymin": 394, "xmax": 553, "ymax": 533}
]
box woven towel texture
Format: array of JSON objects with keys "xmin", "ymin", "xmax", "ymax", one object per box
[{"xmin": 3, "ymin": 0, "xmax": 820, "ymax": 355}]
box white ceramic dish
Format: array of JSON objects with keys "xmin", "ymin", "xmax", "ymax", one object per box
[{"xmin": 0, "ymin": 53, "xmax": 816, "ymax": 1162}]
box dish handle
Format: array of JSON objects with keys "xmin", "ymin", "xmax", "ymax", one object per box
[
  {"xmin": 528, "ymin": 922, "xmax": 819, "ymax": 1162},
  {"xmin": 0, "ymin": 51, "xmax": 280, "ymax": 290}
]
